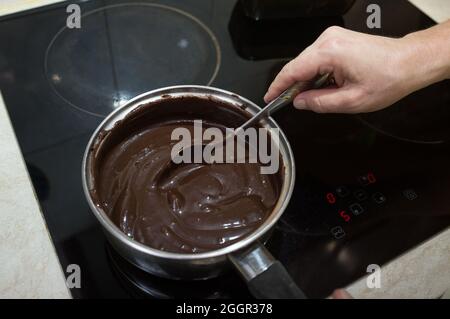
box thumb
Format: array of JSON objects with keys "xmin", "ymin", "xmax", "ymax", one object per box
[{"xmin": 292, "ymin": 86, "xmax": 361, "ymax": 113}]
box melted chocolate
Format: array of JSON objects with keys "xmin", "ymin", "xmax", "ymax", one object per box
[{"xmin": 91, "ymin": 97, "xmax": 282, "ymax": 253}]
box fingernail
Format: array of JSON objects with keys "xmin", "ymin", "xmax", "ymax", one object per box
[
  {"xmin": 263, "ymin": 93, "xmax": 270, "ymax": 103},
  {"xmin": 293, "ymin": 99, "xmax": 307, "ymax": 109}
]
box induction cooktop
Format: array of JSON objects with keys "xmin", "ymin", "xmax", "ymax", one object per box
[{"xmin": 1, "ymin": 0, "xmax": 449, "ymax": 298}]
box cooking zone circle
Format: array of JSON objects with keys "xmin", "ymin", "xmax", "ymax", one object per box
[
  {"xmin": 44, "ymin": 3, "xmax": 221, "ymax": 117},
  {"xmin": 357, "ymin": 81, "xmax": 450, "ymax": 144}
]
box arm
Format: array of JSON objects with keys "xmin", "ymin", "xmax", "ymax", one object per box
[{"xmin": 264, "ymin": 21, "xmax": 450, "ymax": 114}]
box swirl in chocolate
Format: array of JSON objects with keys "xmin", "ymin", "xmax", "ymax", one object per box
[{"xmin": 91, "ymin": 97, "xmax": 282, "ymax": 253}]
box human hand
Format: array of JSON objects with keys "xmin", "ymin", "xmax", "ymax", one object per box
[
  {"xmin": 331, "ymin": 289, "xmax": 353, "ymax": 299},
  {"xmin": 264, "ymin": 25, "xmax": 449, "ymax": 114}
]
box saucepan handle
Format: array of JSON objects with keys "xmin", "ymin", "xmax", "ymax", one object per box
[{"xmin": 229, "ymin": 242, "xmax": 307, "ymax": 299}]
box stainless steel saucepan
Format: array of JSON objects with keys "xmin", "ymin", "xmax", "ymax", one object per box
[{"xmin": 82, "ymin": 85, "xmax": 305, "ymax": 298}]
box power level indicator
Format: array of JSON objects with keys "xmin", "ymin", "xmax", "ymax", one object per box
[
  {"xmin": 326, "ymin": 192, "xmax": 336, "ymax": 204},
  {"xmin": 358, "ymin": 172, "xmax": 377, "ymax": 186}
]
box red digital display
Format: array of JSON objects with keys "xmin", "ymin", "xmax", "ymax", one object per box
[
  {"xmin": 367, "ymin": 172, "xmax": 376, "ymax": 184},
  {"xmin": 339, "ymin": 210, "xmax": 351, "ymax": 222},
  {"xmin": 326, "ymin": 193, "xmax": 336, "ymax": 204}
]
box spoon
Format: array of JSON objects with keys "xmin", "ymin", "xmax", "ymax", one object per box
[
  {"xmin": 236, "ymin": 72, "xmax": 331, "ymax": 132},
  {"xmin": 172, "ymin": 73, "xmax": 332, "ymax": 164}
]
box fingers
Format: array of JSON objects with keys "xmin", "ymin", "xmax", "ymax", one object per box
[
  {"xmin": 264, "ymin": 50, "xmax": 324, "ymax": 103},
  {"xmin": 292, "ymin": 86, "xmax": 363, "ymax": 113},
  {"xmin": 331, "ymin": 289, "xmax": 353, "ymax": 299}
]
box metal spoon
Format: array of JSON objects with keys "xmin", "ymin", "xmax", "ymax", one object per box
[
  {"xmin": 237, "ymin": 72, "xmax": 331, "ymax": 132},
  {"xmin": 173, "ymin": 73, "xmax": 332, "ymax": 163}
]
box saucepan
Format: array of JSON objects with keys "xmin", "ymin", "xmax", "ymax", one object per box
[{"xmin": 82, "ymin": 85, "xmax": 305, "ymax": 299}]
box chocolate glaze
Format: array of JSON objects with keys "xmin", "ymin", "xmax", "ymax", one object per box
[{"xmin": 90, "ymin": 96, "xmax": 282, "ymax": 254}]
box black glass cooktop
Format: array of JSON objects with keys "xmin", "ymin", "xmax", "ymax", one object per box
[{"xmin": 1, "ymin": 0, "xmax": 449, "ymax": 298}]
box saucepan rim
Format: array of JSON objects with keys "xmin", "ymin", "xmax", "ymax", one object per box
[{"xmin": 82, "ymin": 85, "xmax": 295, "ymax": 260}]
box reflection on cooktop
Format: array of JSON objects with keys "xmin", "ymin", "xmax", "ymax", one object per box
[
  {"xmin": 229, "ymin": 0, "xmax": 345, "ymax": 60},
  {"xmin": 106, "ymin": 244, "xmax": 251, "ymax": 299}
]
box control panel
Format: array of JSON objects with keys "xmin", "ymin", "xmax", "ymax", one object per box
[{"xmin": 324, "ymin": 171, "xmax": 419, "ymax": 240}]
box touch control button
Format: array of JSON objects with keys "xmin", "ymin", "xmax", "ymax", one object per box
[
  {"xmin": 358, "ymin": 175, "xmax": 370, "ymax": 186},
  {"xmin": 349, "ymin": 203, "xmax": 364, "ymax": 216},
  {"xmin": 403, "ymin": 189, "xmax": 418, "ymax": 201},
  {"xmin": 331, "ymin": 226, "xmax": 346, "ymax": 239},
  {"xmin": 372, "ymin": 192, "xmax": 386, "ymax": 204}
]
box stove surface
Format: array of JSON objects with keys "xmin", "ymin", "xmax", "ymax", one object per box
[{"xmin": 1, "ymin": 0, "xmax": 449, "ymax": 298}]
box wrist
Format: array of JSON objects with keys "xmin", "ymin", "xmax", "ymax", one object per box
[{"xmin": 398, "ymin": 23, "xmax": 450, "ymax": 92}]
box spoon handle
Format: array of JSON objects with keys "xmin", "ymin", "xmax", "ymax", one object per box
[{"xmin": 238, "ymin": 73, "xmax": 331, "ymax": 131}]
